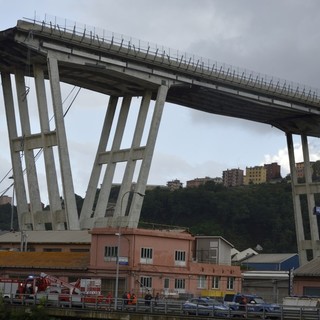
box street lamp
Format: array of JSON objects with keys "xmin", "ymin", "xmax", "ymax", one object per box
[
  {"xmin": 114, "ymin": 190, "xmax": 145, "ymax": 311},
  {"xmin": 114, "ymin": 231, "xmax": 121, "ymax": 311}
]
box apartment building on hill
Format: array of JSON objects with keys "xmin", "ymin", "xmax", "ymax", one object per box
[
  {"xmin": 264, "ymin": 162, "xmax": 281, "ymax": 181},
  {"xmin": 167, "ymin": 179, "xmax": 183, "ymax": 191},
  {"xmin": 243, "ymin": 166, "xmax": 267, "ymax": 185},
  {"xmin": 222, "ymin": 168, "xmax": 244, "ymax": 187},
  {"xmin": 296, "ymin": 161, "xmax": 315, "ymax": 180},
  {"xmin": 186, "ymin": 177, "xmax": 222, "ymax": 188},
  {"xmin": 0, "ymin": 195, "xmax": 12, "ymax": 205}
]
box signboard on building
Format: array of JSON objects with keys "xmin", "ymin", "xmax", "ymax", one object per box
[
  {"xmin": 119, "ymin": 257, "xmax": 128, "ymax": 265},
  {"xmin": 80, "ymin": 278, "xmax": 101, "ymax": 295}
]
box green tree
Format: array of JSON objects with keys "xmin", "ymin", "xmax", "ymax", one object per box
[{"xmin": 140, "ymin": 182, "xmax": 297, "ymax": 252}]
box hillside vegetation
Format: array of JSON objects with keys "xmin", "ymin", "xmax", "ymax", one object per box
[
  {"xmin": 1, "ymin": 181, "xmax": 315, "ymax": 253},
  {"xmin": 140, "ymin": 181, "xmax": 300, "ymax": 253}
]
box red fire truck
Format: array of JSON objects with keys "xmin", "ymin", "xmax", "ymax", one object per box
[
  {"xmin": 0, "ymin": 278, "xmax": 21, "ymax": 300},
  {"xmin": 1, "ymin": 273, "xmax": 104, "ymax": 305}
]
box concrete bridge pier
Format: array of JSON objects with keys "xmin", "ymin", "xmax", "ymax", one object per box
[
  {"xmin": 286, "ymin": 133, "xmax": 320, "ymax": 265},
  {"xmin": 1, "ymin": 72, "xmax": 30, "ymax": 230},
  {"xmin": 33, "ymin": 64, "xmax": 65, "ymax": 231},
  {"xmin": 47, "ymin": 55, "xmax": 80, "ymax": 230},
  {"xmin": 1, "ymin": 55, "xmax": 81, "ymax": 231},
  {"xmin": 80, "ymin": 84, "xmax": 169, "ymax": 229}
]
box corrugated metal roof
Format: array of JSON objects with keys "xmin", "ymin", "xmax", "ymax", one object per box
[
  {"xmin": 0, "ymin": 251, "xmax": 89, "ymax": 269},
  {"xmin": 242, "ymin": 270, "xmax": 289, "ymax": 279},
  {"xmin": 245, "ymin": 253, "xmax": 298, "ymax": 264},
  {"xmin": 0, "ymin": 230, "xmax": 91, "ymax": 244},
  {"xmin": 294, "ymin": 257, "xmax": 320, "ymax": 276},
  {"xmin": 232, "ymin": 248, "xmax": 258, "ymax": 262}
]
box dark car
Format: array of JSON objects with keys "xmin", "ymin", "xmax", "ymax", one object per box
[{"xmin": 183, "ymin": 297, "xmax": 229, "ymax": 317}]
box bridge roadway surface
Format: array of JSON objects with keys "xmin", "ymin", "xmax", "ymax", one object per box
[{"xmin": 1, "ymin": 18, "xmax": 320, "ymax": 137}]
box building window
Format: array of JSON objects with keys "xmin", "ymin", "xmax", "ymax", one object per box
[
  {"xmin": 198, "ymin": 275, "xmax": 207, "ymax": 289},
  {"xmin": 175, "ymin": 250, "xmax": 186, "ymax": 266},
  {"xmin": 140, "ymin": 276, "xmax": 152, "ymax": 290},
  {"xmin": 43, "ymin": 248, "xmax": 61, "ymax": 252},
  {"xmin": 212, "ymin": 276, "xmax": 220, "ymax": 289},
  {"xmin": 104, "ymin": 246, "xmax": 118, "ymax": 261},
  {"xmin": 303, "ymin": 286, "xmax": 320, "ymax": 296},
  {"xmin": 209, "ymin": 248, "xmax": 218, "ymax": 264},
  {"xmin": 164, "ymin": 278, "xmax": 170, "ymax": 289},
  {"xmin": 140, "ymin": 247, "xmax": 153, "ymax": 264},
  {"xmin": 174, "ymin": 279, "xmax": 186, "ymax": 292},
  {"xmin": 70, "ymin": 248, "xmax": 90, "ymax": 252},
  {"xmin": 163, "ymin": 278, "xmax": 170, "ymax": 296},
  {"xmin": 227, "ymin": 277, "xmax": 235, "ymax": 290}
]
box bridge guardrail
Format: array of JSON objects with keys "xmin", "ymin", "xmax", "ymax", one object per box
[
  {"xmin": 21, "ymin": 14, "xmax": 320, "ymax": 105},
  {"xmin": 4, "ymin": 292, "xmax": 320, "ymax": 320}
]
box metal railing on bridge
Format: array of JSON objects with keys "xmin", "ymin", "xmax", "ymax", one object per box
[
  {"xmin": 22, "ymin": 14, "xmax": 320, "ymax": 105},
  {"xmin": 3, "ymin": 293, "xmax": 320, "ymax": 320}
]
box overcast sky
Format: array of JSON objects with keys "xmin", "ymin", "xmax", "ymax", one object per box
[{"xmin": 1, "ymin": 0, "xmax": 320, "ymax": 202}]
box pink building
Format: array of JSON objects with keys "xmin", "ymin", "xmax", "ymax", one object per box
[
  {"xmin": 89, "ymin": 227, "xmax": 241, "ymax": 299},
  {"xmin": 292, "ymin": 257, "xmax": 320, "ymax": 296}
]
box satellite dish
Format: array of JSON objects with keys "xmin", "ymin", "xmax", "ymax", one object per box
[{"xmin": 255, "ymin": 244, "xmax": 263, "ymax": 251}]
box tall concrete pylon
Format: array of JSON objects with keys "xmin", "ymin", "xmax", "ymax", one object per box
[
  {"xmin": 1, "ymin": 56, "xmax": 80, "ymax": 230},
  {"xmin": 80, "ymin": 85, "xmax": 169, "ymax": 229},
  {"xmin": 1, "ymin": 51, "xmax": 170, "ymax": 231},
  {"xmin": 0, "ymin": 19, "xmax": 173, "ymax": 231},
  {"xmin": 286, "ymin": 133, "xmax": 320, "ymax": 265}
]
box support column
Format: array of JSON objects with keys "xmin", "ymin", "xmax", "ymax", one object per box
[
  {"xmin": 286, "ymin": 133, "xmax": 308, "ymax": 265},
  {"xmin": 79, "ymin": 96, "xmax": 118, "ymax": 229},
  {"xmin": 33, "ymin": 64, "xmax": 64, "ymax": 230},
  {"xmin": 94, "ymin": 96, "xmax": 131, "ymax": 221},
  {"xmin": 80, "ymin": 83, "xmax": 168, "ymax": 229},
  {"xmin": 47, "ymin": 53, "xmax": 79, "ymax": 230},
  {"xmin": 301, "ymin": 135, "xmax": 320, "ymax": 258},
  {"xmin": 128, "ymin": 84, "xmax": 169, "ymax": 228},
  {"xmin": 15, "ymin": 70, "xmax": 43, "ymax": 230},
  {"xmin": 1, "ymin": 72, "xmax": 30, "ymax": 230},
  {"xmin": 115, "ymin": 91, "xmax": 151, "ymax": 223}
]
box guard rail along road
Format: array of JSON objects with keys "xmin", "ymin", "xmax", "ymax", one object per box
[{"xmin": 3, "ymin": 293, "xmax": 320, "ymax": 320}]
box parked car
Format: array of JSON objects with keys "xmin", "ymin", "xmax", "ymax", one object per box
[
  {"xmin": 183, "ymin": 297, "xmax": 230, "ymax": 317},
  {"xmin": 224, "ymin": 293, "xmax": 280, "ymax": 318}
]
